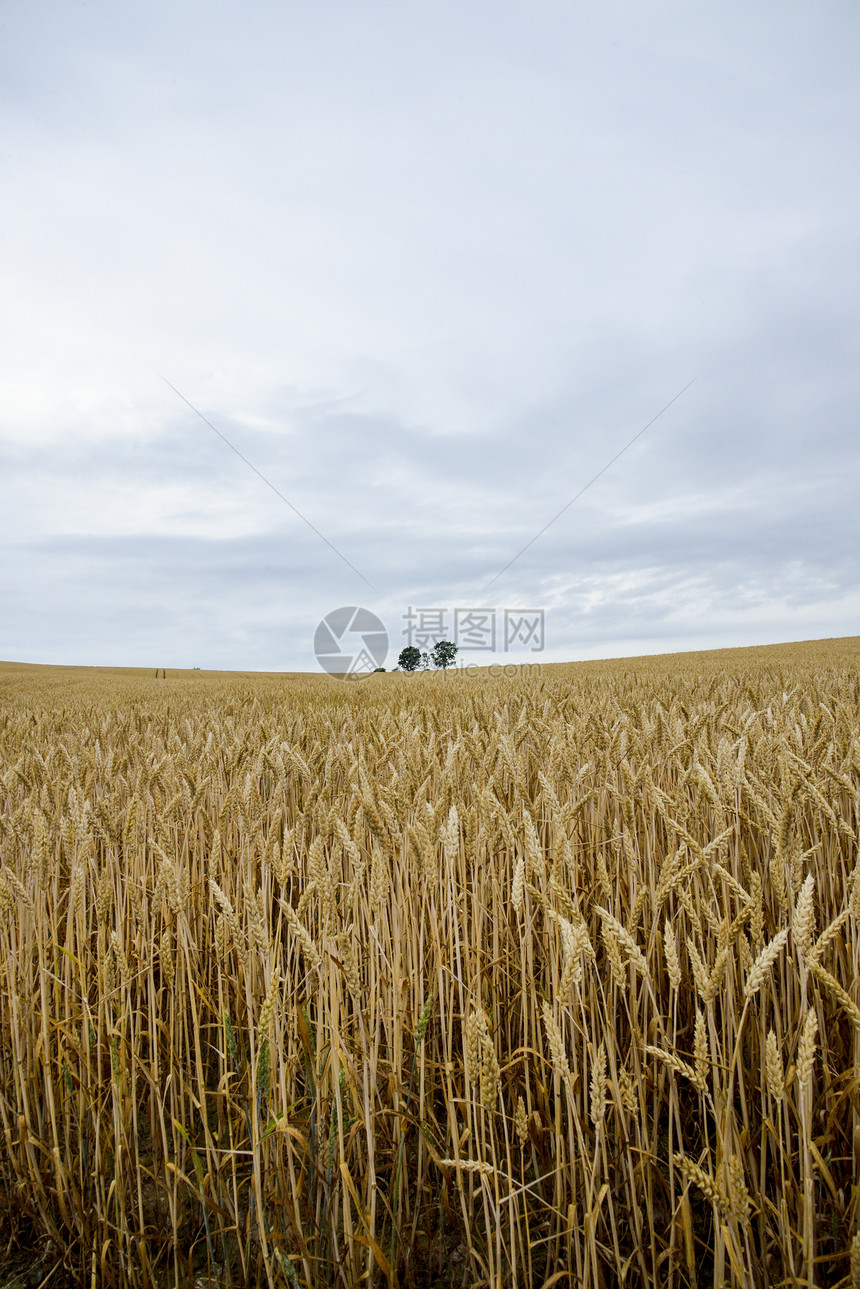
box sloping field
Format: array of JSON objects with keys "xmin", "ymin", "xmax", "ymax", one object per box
[{"xmin": 0, "ymin": 638, "xmax": 858, "ymax": 1287}]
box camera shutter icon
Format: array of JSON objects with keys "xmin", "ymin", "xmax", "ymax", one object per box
[{"xmin": 314, "ymin": 606, "xmax": 388, "ymax": 678}]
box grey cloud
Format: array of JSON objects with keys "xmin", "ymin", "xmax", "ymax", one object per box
[{"xmin": 1, "ymin": 0, "xmax": 859, "ymax": 668}]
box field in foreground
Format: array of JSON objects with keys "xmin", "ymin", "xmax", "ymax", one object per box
[{"xmin": 0, "ymin": 639, "xmax": 859, "ymax": 1287}]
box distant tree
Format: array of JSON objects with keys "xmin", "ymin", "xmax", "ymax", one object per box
[
  {"xmin": 420, "ymin": 651, "xmax": 431, "ymax": 670},
  {"xmin": 431, "ymin": 640, "xmax": 458, "ymax": 670},
  {"xmin": 372, "ymin": 667, "xmax": 386, "ymax": 673},
  {"xmin": 398, "ymin": 646, "xmax": 421, "ymax": 672}
]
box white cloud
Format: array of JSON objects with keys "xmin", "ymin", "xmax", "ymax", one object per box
[{"xmin": 1, "ymin": 0, "xmax": 859, "ymax": 668}]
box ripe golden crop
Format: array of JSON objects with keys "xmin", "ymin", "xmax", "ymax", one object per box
[{"xmin": 0, "ymin": 638, "xmax": 858, "ymax": 1286}]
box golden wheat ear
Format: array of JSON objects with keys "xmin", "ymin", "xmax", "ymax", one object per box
[{"xmin": 1, "ymin": 641, "xmax": 858, "ymax": 1287}]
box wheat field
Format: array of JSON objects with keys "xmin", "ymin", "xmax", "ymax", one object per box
[{"xmin": 0, "ymin": 640, "xmax": 858, "ymax": 1288}]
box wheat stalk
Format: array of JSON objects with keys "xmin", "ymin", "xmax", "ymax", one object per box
[{"xmin": 744, "ymin": 927, "xmax": 789, "ymax": 999}]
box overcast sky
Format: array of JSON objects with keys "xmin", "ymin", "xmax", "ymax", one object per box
[{"xmin": 2, "ymin": 0, "xmax": 858, "ymax": 673}]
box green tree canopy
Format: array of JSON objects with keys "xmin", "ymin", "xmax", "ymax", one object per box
[
  {"xmin": 431, "ymin": 640, "xmax": 458, "ymax": 670},
  {"xmin": 398, "ymin": 646, "xmax": 421, "ymax": 672}
]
